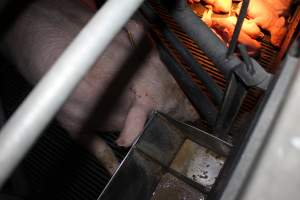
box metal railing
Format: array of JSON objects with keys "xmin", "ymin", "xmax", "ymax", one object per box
[
  {"xmin": 0, "ymin": 0, "xmax": 274, "ymax": 189},
  {"xmin": 0, "ymin": 0, "xmax": 146, "ymax": 188}
]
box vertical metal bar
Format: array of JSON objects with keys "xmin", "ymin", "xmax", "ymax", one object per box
[
  {"xmin": 0, "ymin": 0, "xmax": 145, "ymax": 188},
  {"xmin": 214, "ymin": 0, "xmax": 250, "ymax": 139},
  {"xmin": 167, "ymin": 0, "xmax": 242, "ymax": 78},
  {"xmin": 216, "ymin": 55, "xmax": 300, "ymax": 200},
  {"xmin": 226, "ymin": 0, "xmax": 249, "ymax": 58},
  {"xmin": 151, "ymin": 32, "xmax": 217, "ymax": 126},
  {"xmin": 214, "ymin": 75, "xmax": 248, "ymax": 140},
  {"xmin": 240, "ymin": 58, "xmax": 300, "ymax": 200},
  {"xmin": 141, "ymin": 3, "xmax": 223, "ymax": 106},
  {"xmin": 163, "ymin": 0, "xmax": 271, "ymax": 89}
]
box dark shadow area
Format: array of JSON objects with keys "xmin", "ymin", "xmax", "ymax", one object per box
[
  {"xmin": 0, "ymin": 0, "xmax": 36, "ymax": 38},
  {"xmin": 0, "ymin": 64, "xmax": 128, "ymax": 200}
]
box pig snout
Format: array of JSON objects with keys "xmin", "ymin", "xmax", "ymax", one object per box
[{"xmin": 2, "ymin": 0, "xmax": 199, "ymax": 156}]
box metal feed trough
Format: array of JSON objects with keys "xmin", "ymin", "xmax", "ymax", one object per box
[{"xmin": 99, "ymin": 112, "xmax": 232, "ymax": 200}]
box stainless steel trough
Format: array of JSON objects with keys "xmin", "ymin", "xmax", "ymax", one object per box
[{"xmin": 98, "ymin": 112, "xmax": 232, "ymax": 200}]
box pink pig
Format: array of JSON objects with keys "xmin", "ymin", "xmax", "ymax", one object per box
[{"xmin": 2, "ymin": 0, "xmax": 199, "ymax": 173}]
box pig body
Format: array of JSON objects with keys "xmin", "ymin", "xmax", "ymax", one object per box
[
  {"xmin": 203, "ymin": 0, "xmax": 232, "ymax": 13},
  {"xmin": 238, "ymin": 0, "xmax": 287, "ymax": 46},
  {"xmin": 227, "ymin": 17, "xmax": 264, "ymax": 40},
  {"xmin": 265, "ymin": 0, "xmax": 293, "ymax": 16},
  {"xmin": 187, "ymin": 0, "xmax": 201, "ymax": 4},
  {"xmin": 2, "ymin": 0, "xmax": 198, "ymax": 173},
  {"xmin": 211, "ymin": 16, "xmax": 263, "ymax": 50},
  {"xmin": 201, "ymin": 7, "xmax": 262, "ymax": 51},
  {"xmin": 187, "ymin": 0, "xmax": 232, "ymax": 13}
]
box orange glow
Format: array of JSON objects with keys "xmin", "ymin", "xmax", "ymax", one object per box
[{"xmin": 189, "ymin": 0, "xmax": 292, "ymax": 49}]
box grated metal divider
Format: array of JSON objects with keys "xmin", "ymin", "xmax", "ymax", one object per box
[{"xmin": 0, "ymin": 66, "xmax": 127, "ymax": 200}]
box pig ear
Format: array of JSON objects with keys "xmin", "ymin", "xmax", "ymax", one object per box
[{"xmin": 116, "ymin": 104, "xmax": 150, "ymax": 147}]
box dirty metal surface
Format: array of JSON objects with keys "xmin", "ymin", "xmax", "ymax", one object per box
[
  {"xmin": 98, "ymin": 112, "xmax": 231, "ymax": 200},
  {"xmin": 99, "ymin": 150, "xmax": 163, "ymax": 200},
  {"xmin": 171, "ymin": 139, "xmax": 225, "ymax": 190},
  {"xmin": 136, "ymin": 115, "xmax": 185, "ymax": 166},
  {"xmin": 151, "ymin": 173, "xmax": 205, "ymax": 200}
]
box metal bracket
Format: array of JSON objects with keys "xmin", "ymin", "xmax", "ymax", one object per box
[
  {"xmin": 215, "ymin": 44, "xmax": 273, "ymax": 139},
  {"xmin": 233, "ymin": 58, "xmax": 273, "ymax": 90}
]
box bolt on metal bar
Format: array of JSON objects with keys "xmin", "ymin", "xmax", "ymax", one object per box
[{"xmin": 0, "ymin": 0, "xmax": 145, "ymax": 188}]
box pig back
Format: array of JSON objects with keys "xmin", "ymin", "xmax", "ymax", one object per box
[
  {"xmin": 1, "ymin": 0, "xmax": 150, "ymax": 135},
  {"xmin": 2, "ymin": 0, "xmax": 93, "ymax": 85},
  {"xmin": 1, "ymin": 0, "xmax": 199, "ymax": 143}
]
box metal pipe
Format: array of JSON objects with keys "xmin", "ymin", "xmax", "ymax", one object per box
[
  {"xmin": 214, "ymin": 74, "xmax": 247, "ymax": 140},
  {"xmin": 165, "ymin": 0, "xmax": 241, "ymax": 78},
  {"xmin": 163, "ymin": 0, "xmax": 269, "ymax": 89},
  {"xmin": 226, "ymin": 0, "xmax": 249, "ymax": 57},
  {"xmin": 0, "ymin": 0, "xmax": 145, "ymax": 188},
  {"xmin": 163, "ymin": 28, "xmax": 223, "ymax": 105},
  {"xmin": 151, "ymin": 31, "xmax": 217, "ymax": 126},
  {"xmin": 141, "ymin": 3, "xmax": 223, "ymax": 106}
]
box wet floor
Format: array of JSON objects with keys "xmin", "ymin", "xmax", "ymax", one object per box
[
  {"xmin": 170, "ymin": 139, "xmax": 225, "ymax": 189},
  {"xmin": 151, "ymin": 173, "xmax": 205, "ymax": 200}
]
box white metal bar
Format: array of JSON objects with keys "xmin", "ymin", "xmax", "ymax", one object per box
[{"xmin": 0, "ymin": 0, "xmax": 145, "ymax": 188}]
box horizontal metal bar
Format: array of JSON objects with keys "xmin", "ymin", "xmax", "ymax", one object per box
[{"xmin": 0, "ymin": 0, "xmax": 145, "ymax": 188}]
